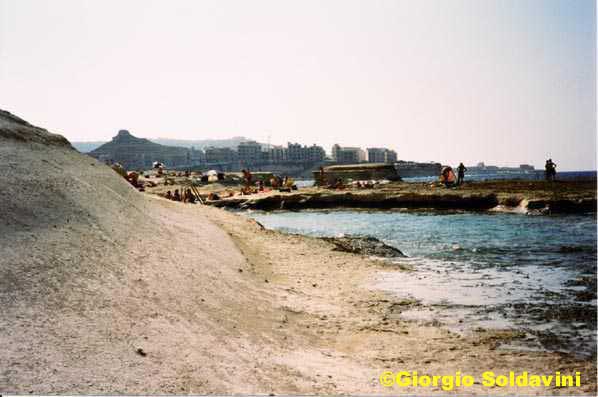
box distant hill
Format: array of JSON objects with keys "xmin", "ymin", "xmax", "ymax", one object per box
[
  {"xmin": 152, "ymin": 136, "xmax": 260, "ymax": 149},
  {"xmin": 88, "ymin": 130, "xmax": 191, "ymax": 169},
  {"xmin": 72, "ymin": 136, "xmax": 261, "ymax": 153}
]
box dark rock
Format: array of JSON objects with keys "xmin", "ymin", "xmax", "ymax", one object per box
[
  {"xmin": 559, "ymin": 245, "xmax": 589, "ymax": 253},
  {"xmin": 321, "ymin": 236, "xmax": 406, "ymax": 258},
  {"xmin": 573, "ymin": 290, "xmax": 596, "ymax": 302},
  {"xmin": 211, "ymin": 191, "xmax": 502, "ymax": 211}
]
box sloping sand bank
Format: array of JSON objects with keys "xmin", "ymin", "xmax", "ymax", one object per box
[{"xmin": 0, "ymin": 110, "xmax": 595, "ymax": 394}]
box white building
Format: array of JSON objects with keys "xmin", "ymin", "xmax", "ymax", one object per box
[{"xmin": 332, "ymin": 144, "xmax": 366, "ymax": 163}]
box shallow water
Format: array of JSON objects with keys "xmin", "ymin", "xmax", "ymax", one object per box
[{"xmin": 247, "ymin": 209, "xmax": 597, "ymax": 357}]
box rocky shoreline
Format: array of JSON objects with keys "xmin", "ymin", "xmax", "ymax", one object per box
[{"xmin": 207, "ymin": 182, "xmax": 596, "ymax": 214}]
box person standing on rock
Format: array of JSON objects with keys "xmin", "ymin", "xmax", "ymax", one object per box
[
  {"xmin": 545, "ymin": 159, "xmax": 557, "ymax": 181},
  {"xmin": 457, "ymin": 162, "xmax": 467, "ymax": 185}
]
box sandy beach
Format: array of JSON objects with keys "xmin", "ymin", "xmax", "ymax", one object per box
[
  {"xmin": 1, "ymin": 110, "xmax": 596, "ymax": 394},
  {"xmin": 199, "ymin": 204, "xmax": 598, "ymax": 394},
  {"xmin": 2, "ymin": 0, "xmax": 596, "ymax": 393}
]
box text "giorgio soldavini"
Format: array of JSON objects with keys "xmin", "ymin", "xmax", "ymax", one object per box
[{"xmin": 379, "ymin": 370, "xmax": 582, "ymax": 391}]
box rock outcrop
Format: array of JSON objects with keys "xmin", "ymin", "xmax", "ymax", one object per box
[
  {"xmin": 212, "ymin": 191, "xmax": 501, "ymax": 211},
  {"xmin": 208, "ymin": 184, "xmax": 596, "ymax": 214},
  {"xmin": 321, "ymin": 236, "xmax": 406, "ymax": 258},
  {"xmin": 0, "ymin": 109, "xmax": 71, "ymax": 147}
]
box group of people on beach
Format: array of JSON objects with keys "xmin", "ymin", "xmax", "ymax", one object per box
[
  {"xmin": 164, "ymin": 188, "xmax": 197, "ymax": 203},
  {"xmin": 239, "ymin": 168, "xmax": 297, "ymax": 195}
]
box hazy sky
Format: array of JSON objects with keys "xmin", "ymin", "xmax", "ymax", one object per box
[{"xmin": 1, "ymin": 0, "xmax": 595, "ymax": 169}]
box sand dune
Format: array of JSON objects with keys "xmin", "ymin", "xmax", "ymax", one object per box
[{"xmin": 0, "ymin": 110, "xmax": 285, "ymax": 393}]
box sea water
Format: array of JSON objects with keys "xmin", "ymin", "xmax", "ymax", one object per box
[
  {"xmin": 247, "ymin": 210, "xmax": 597, "ymax": 357},
  {"xmin": 294, "ymin": 171, "xmax": 597, "ymax": 186}
]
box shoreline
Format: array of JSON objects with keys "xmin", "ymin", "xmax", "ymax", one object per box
[
  {"xmin": 243, "ymin": 208, "xmax": 597, "ymax": 359},
  {"xmin": 197, "ymin": 204, "xmax": 597, "ymax": 394},
  {"xmin": 204, "ymin": 180, "xmax": 596, "ymax": 214}
]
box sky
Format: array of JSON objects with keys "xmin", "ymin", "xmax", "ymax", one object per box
[{"xmin": 0, "ymin": 0, "xmax": 595, "ymax": 170}]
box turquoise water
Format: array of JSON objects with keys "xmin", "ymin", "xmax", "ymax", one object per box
[{"xmin": 247, "ymin": 210, "xmax": 597, "ymax": 357}]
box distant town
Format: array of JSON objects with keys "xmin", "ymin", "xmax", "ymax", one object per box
[{"xmin": 81, "ymin": 129, "xmax": 535, "ymax": 178}]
